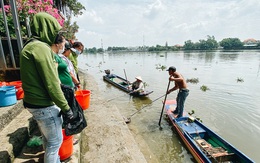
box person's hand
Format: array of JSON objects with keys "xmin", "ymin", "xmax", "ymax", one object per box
[
  {"xmin": 75, "ymin": 83, "xmax": 80, "ymax": 89},
  {"xmin": 167, "ymin": 89, "xmax": 172, "ymax": 94},
  {"xmin": 169, "ymin": 76, "xmax": 174, "ymax": 81},
  {"xmin": 64, "ymin": 109, "xmax": 74, "ymax": 123}
]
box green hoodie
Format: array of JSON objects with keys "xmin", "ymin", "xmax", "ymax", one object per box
[{"xmin": 20, "ymin": 12, "xmax": 70, "ymax": 112}]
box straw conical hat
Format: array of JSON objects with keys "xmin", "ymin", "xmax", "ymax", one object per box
[{"xmin": 135, "ymin": 76, "xmax": 142, "ymax": 81}]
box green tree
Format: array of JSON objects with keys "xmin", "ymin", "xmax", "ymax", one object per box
[
  {"xmin": 53, "ymin": 0, "xmax": 85, "ymax": 17},
  {"xmin": 97, "ymin": 48, "xmax": 104, "ymax": 53},
  {"xmin": 184, "ymin": 36, "xmax": 218, "ymax": 50},
  {"xmin": 205, "ymin": 35, "xmax": 218, "ymax": 50},
  {"xmin": 219, "ymin": 38, "xmax": 243, "ymax": 49},
  {"xmin": 53, "ymin": 0, "xmax": 86, "ymax": 40},
  {"xmin": 183, "ymin": 40, "xmax": 195, "ymax": 50},
  {"xmin": 62, "ymin": 16, "xmax": 79, "ymax": 40}
]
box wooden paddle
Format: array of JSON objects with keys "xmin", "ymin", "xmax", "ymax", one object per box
[{"xmin": 158, "ymin": 80, "xmax": 171, "ymax": 129}]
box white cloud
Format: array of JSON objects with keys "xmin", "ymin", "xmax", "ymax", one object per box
[
  {"xmin": 143, "ymin": 0, "xmax": 165, "ymax": 19},
  {"xmin": 72, "ymin": 0, "xmax": 260, "ymax": 48}
]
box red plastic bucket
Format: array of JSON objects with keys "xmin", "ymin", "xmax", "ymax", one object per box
[
  {"xmin": 7, "ymin": 81, "xmax": 24, "ymax": 100},
  {"xmin": 75, "ymin": 90, "xmax": 91, "ymax": 110},
  {"xmin": 59, "ymin": 129, "xmax": 73, "ymax": 161},
  {"xmin": 0, "ymin": 82, "xmax": 7, "ymax": 87}
]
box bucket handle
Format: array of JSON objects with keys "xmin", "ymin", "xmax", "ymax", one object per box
[
  {"xmin": 75, "ymin": 88, "xmax": 84, "ymax": 96},
  {"xmin": 79, "ymin": 88, "xmax": 85, "ymax": 94}
]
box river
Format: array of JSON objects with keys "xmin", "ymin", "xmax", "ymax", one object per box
[{"xmin": 78, "ymin": 50, "xmax": 260, "ymax": 162}]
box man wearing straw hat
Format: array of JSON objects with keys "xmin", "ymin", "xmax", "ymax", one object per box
[{"xmin": 130, "ymin": 76, "xmax": 145, "ymax": 95}]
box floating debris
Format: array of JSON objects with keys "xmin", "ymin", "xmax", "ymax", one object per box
[
  {"xmin": 200, "ymin": 85, "xmax": 210, "ymax": 92},
  {"xmin": 188, "ymin": 110, "xmax": 202, "ymax": 122},
  {"xmin": 237, "ymin": 77, "xmax": 244, "ymax": 83},
  {"xmin": 188, "ymin": 110, "xmax": 195, "ymax": 115},
  {"xmin": 155, "ymin": 64, "xmax": 167, "ymax": 71},
  {"xmin": 186, "ymin": 78, "xmax": 199, "ymax": 84},
  {"xmin": 159, "ymin": 54, "xmax": 164, "ymax": 57}
]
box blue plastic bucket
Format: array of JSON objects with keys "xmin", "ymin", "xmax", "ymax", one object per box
[{"xmin": 0, "ymin": 86, "xmax": 17, "ymax": 107}]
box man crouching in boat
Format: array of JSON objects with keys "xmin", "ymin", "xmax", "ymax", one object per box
[{"xmin": 129, "ymin": 76, "xmax": 145, "ymax": 96}]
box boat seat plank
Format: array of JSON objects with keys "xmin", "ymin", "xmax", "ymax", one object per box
[{"xmin": 178, "ymin": 122, "xmax": 206, "ymax": 135}]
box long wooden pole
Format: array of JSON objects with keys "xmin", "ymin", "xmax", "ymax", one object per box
[
  {"xmin": 123, "ymin": 69, "xmax": 129, "ymax": 89},
  {"xmin": 158, "ymin": 80, "xmax": 171, "ymax": 128}
]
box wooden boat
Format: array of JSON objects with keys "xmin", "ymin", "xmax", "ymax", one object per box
[
  {"xmin": 164, "ymin": 100, "xmax": 254, "ymax": 163},
  {"xmin": 103, "ymin": 73, "xmax": 153, "ymax": 97}
]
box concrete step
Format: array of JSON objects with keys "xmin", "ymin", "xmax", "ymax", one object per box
[
  {"xmin": 0, "ymin": 100, "xmax": 24, "ymax": 132},
  {"xmin": 13, "ymin": 133, "xmax": 81, "ymax": 163},
  {"xmin": 0, "ymin": 100, "xmax": 80, "ymax": 163},
  {"xmin": 0, "ymin": 105, "xmax": 37, "ymax": 163}
]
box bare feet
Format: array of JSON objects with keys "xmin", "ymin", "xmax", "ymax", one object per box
[{"xmin": 173, "ymin": 114, "xmax": 179, "ymax": 118}]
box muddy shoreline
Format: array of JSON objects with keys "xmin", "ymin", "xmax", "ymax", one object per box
[{"xmin": 80, "ymin": 71, "xmax": 158, "ymax": 162}]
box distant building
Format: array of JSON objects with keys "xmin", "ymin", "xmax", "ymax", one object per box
[
  {"xmin": 243, "ymin": 38, "xmax": 259, "ymax": 47},
  {"xmin": 174, "ymin": 44, "xmax": 183, "ymax": 50}
]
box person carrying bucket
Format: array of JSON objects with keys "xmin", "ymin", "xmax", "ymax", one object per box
[{"xmin": 20, "ymin": 12, "xmax": 74, "ymax": 163}]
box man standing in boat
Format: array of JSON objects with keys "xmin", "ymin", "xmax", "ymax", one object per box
[{"xmin": 167, "ymin": 66, "xmax": 189, "ymax": 118}]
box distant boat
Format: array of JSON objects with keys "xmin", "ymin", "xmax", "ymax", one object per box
[
  {"xmin": 103, "ymin": 72, "xmax": 153, "ymax": 97},
  {"xmin": 164, "ymin": 100, "xmax": 254, "ymax": 163}
]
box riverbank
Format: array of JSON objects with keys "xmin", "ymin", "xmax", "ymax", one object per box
[
  {"xmin": 7, "ymin": 70, "xmax": 149, "ymax": 162},
  {"xmin": 78, "ymin": 70, "xmax": 149, "ymax": 162}
]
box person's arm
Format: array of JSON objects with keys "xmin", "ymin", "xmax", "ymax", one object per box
[
  {"xmin": 62, "ymin": 55, "xmax": 80, "ymax": 87},
  {"xmin": 169, "ymin": 73, "xmax": 184, "ymax": 82},
  {"xmin": 70, "ymin": 72, "xmax": 80, "ymax": 89},
  {"xmin": 36, "ymin": 50, "xmax": 70, "ymax": 113},
  {"xmin": 134, "ymin": 82, "xmax": 144, "ymax": 92},
  {"xmin": 168, "ymin": 77, "xmax": 179, "ymax": 94},
  {"xmin": 68, "ymin": 52, "xmax": 78, "ymax": 73}
]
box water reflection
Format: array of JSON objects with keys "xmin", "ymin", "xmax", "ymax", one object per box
[
  {"xmin": 183, "ymin": 51, "xmax": 216, "ymax": 63},
  {"xmin": 131, "ymin": 97, "xmax": 153, "ymax": 109},
  {"xmin": 218, "ymin": 51, "xmax": 239, "ymax": 61}
]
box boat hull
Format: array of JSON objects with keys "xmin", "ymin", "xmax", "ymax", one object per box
[
  {"xmin": 164, "ymin": 100, "xmax": 254, "ymax": 163},
  {"xmin": 103, "ymin": 74, "xmax": 153, "ymax": 97}
]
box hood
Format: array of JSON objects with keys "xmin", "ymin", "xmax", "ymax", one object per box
[{"xmin": 30, "ymin": 12, "xmax": 62, "ymax": 46}]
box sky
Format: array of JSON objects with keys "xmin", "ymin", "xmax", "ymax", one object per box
[{"xmin": 72, "ymin": 0, "xmax": 260, "ymax": 49}]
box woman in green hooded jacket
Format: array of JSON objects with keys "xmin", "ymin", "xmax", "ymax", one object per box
[{"xmin": 20, "ymin": 12, "xmax": 73, "ymax": 163}]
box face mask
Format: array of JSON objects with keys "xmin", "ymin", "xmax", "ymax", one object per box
[
  {"xmin": 75, "ymin": 49, "xmax": 81, "ymax": 55},
  {"xmin": 58, "ymin": 45, "xmax": 65, "ymax": 54}
]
